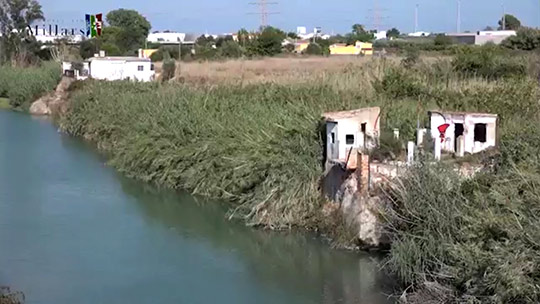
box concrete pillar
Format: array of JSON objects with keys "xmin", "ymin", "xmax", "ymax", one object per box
[
  {"xmin": 416, "ymin": 128, "xmax": 427, "ymax": 146},
  {"xmin": 434, "ymin": 138, "xmax": 441, "ymax": 161},
  {"xmin": 407, "ymin": 141, "xmax": 415, "ymax": 164},
  {"xmin": 355, "ymin": 151, "xmax": 370, "ymax": 194},
  {"xmin": 360, "ymin": 154, "xmax": 370, "ymax": 193},
  {"xmin": 348, "ymin": 148, "xmax": 358, "ymax": 169},
  {"xmin": 393, "ymin": 128, "xmax": 400, "ymax": 140},
  {"xmin": 456, "ymin": 135, "xmax": 465, "ymax": 157}
]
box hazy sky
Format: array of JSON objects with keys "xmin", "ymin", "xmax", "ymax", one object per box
[{"xmin": 39, "ymin": 0, "xmax": 540, "ymax": 34}]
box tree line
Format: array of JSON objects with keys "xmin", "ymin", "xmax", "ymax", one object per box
[{"xmin": 1, "ymin": 0, "xmax": 538, "ymax": 67}]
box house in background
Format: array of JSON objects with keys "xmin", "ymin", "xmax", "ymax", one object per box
[
  {"xmin": 429, "ymin": 110, "xmax": 498, "ymax": 155},
  {"xmin": 446, "ymin": 30, "xmax": 516, "ymax": 45},
  {"xmin": 63, "ymin": 55, "xmax": 155, "ymax": 82},
  {"xmin": 329, "ymin": 41, "xmax": 373, "ymax": 56},
  {"xmin": 323, "ymin": 107, "xmax": 381, "ymax": 169}
]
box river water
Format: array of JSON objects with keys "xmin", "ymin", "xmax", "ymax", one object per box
[{"xmin": 0, "ymin": 111, "xmax": 391, "ymax": 304}]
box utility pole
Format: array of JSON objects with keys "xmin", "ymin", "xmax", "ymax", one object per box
[
  {"xmin": 502, "ymin": 2, "xmax": 506, "ymax": 30},
  {"xmin": 249, "ymin": 0, "xmax": 279, "ymax": 28},
  {"xmin": 414, "ymin": 4, "xmax": 419, "ymax": 33},
  {"xmin": 457, "ymin": 0, "xmax": 461, "ymax": 33}
]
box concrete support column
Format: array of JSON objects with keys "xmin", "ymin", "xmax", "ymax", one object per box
[
  {"xmin": 417, "ymin": 128, "xmax": 427, "ymax": 146},
  {"xmin": 407, "ymin": 141, "xmax": 415, "ymax": 164},
  {"xmin": 456, "ymin": 135, "xmax": 465, "ymax": 157},
  {"xmin": 434, "ymin": 138, "xmax": 442, "ymax": 161},
  {"xmin": 356, "ymin": 151, "xmax": 370, "ymax": 194}
]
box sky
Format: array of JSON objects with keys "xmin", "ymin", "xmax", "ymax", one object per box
[{"xmin": 38, "ymin": 0, "xmax": 540, "ymax": 34}]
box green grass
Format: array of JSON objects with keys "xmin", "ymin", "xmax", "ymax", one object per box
[
  {"xmin": 0, "ymin": 62, "xmax": 61, "ymax": 110},
  {"xmin": 0, "ymin": 98, "xmax": 10, "ymax": 109}
]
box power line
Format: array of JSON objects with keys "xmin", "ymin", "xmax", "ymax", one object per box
[{"xmin": 248, "ymin": 0, "xmax": 279, "ymax": 28}]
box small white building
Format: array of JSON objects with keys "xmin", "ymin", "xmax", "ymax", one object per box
[
  {"xmin": 63, "ymin": 57, "xmax": 155, "ymax": 82},
  {"xmin": 323, "ymin": 107, "xmax": 381, "ymax": 167},
  {"xmin": 429, "ymin": 110, "xmax": 498, "ymax": 155}
]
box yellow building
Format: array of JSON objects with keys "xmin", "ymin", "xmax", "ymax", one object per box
[
  {"xmin": 329, "ymin": 41, "xmax": 373, "ymax": 56},
  {"xmin": 294, "ymin": 41, "xmax": 310, "ymax": 53},
  {"xmin": 138, "ymin": 49, "xmax": 159, "ymax": 59}
]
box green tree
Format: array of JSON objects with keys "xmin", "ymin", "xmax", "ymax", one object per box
[
  {"xmin": 248, "ymin": 26, "xmax": 285, "ymax": 56},
  {"xmin": 387, "ymin": 27, "xmax": 400, "ymax": 39},
  {"xmin": 498, "ymin": 14, "xmax": 521, "ymax": 30},
  {"xmin": 79, "ymin": 39, "xmax": 97, "ymax": 59},
  {"xmin": 0, "ymin": 0, "xmax": 44, "ymax": 64},
  {"xmin": 345, "ymin": 23, "xmax": 374, "ymax": 44},
  {"xmin": 287, "ymin": 32, "xmax": 299, "ymax": 39},
  {"xmin": 105, "ymin": 9, "xmax": 151, "ymax": 55},
  {"xmin": 351, "ymin": 24, "xmax": 366, "ymax": 35},
  {"xmin": 237, "ymin": 28, "xmax": 250, "ymax": 47},
  {"xmin": 218, "ymin": 40, "xmax": 244, "ymax": 58}
]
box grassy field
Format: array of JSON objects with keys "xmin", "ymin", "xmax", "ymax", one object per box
[{"xmin": 53, "ymin": 47, "xmax": 540, "ymax": 303}]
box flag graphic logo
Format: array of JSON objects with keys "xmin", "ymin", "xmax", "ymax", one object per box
[{"xmin": 85, "ymin": 13, "xmax": 103, "ymax": 38}]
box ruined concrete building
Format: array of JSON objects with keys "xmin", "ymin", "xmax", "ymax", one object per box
[
  {"xmin": 323, "ymin": 107, "xmax": 380, "ymax": 170},
  {"xmin": 429, "ymin": 110, "xmax": 498, "ymax": 156}
]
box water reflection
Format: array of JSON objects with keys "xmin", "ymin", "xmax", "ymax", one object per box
[{"xmin": 119, "ymin": 178, "xmax": 394, "ymax": 304}]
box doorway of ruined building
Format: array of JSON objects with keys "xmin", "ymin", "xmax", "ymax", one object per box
[{"xmin": 454, "ymin": 123, "xmax": 464, "ymax": 152}]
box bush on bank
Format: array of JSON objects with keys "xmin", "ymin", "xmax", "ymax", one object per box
[
  {"xmin": 377, "ymin": 49, "xmax": 540, "ymax": 303},
  {"xmin": 60, "ymin": 81, "xmax": 372, "ymax": 228},
  {"xmin": 0, "ymin": 62, "xmax": 61, "ymax": 109}
]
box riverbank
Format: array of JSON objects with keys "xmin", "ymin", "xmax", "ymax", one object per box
[{"xmin": 5, "ymin": 47, "xmax": 540, "ymax": 302}]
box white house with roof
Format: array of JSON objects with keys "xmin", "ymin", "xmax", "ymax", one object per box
[
  {"xmin": 63, "ymin": 56, "xmax": 155, "ymax": 82},
  {"xmin": 323, "ymin": 107, "xmax": 381, "ymax": 169}
]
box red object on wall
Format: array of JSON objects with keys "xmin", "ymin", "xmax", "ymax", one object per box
[{"xmin": 438, "ymin": 123, "xmax": 450, "ymax": 142}]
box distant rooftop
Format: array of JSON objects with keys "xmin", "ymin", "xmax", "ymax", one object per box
[
  {"xmin": 324, "ymin": 107, "xmax": 381, "ymax": 120},
  {"xmin": 428, "ymin": 110, "xmax": 498, "ymax": 117},
  {"xmin": 87, "ymin": 57, "xmax": 151, "ymax": 62}
]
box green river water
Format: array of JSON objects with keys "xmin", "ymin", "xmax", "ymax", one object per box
[{"xmin": 0, "ymin": 111, "xmax": 392, "ymax": 304}]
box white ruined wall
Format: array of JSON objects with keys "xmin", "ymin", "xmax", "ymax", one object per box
[
  {"xmin": 430, "ymin": 112, "xmax": 497, "ymax": 154},
  {"xmin": 325, "ymin": 107, "xmax": 380, "ymax": 160}
]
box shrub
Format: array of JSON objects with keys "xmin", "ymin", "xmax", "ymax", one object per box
[
  {"xmin": 452, "ymin": 45, "xmax": 526, "ymax": 79},
  {"xmin": 218, "ymin": 40, "xmax": 244, "ymax": 58},
  {"xmin": 433, "ymin": 34, "xmax": 453, "ymax": 46},
  {"xmin": 304, "ymin": 43, "xmax": 323, "ymax": 55},
  {"xmin": 0, "ymin": 62, "xmax": 61, "ymax": 109},
  {"xmin": 401, "ymin": 47, "xmax": 419, "ymax": 68},
  {"xmin": 374, "ymin": 67, "xmax": 423, "ymax": 98},
  {"xmin": 383, "ymin": 163, "xmax": 540, "ymax": 303},
  {"xmin": 161, "ymin": 59, "xmax": 176, "ymax": 82},
  {"xmin": 501, "ymin": 27, "xmax": 540, "ymax": 50},
  {"xmin": 370, "ymin": 130, "xmax": 402, "ymax": 161},
  {"xmin": 150, "ymin": 49, "xmax": 165, "ymax": 62}
]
